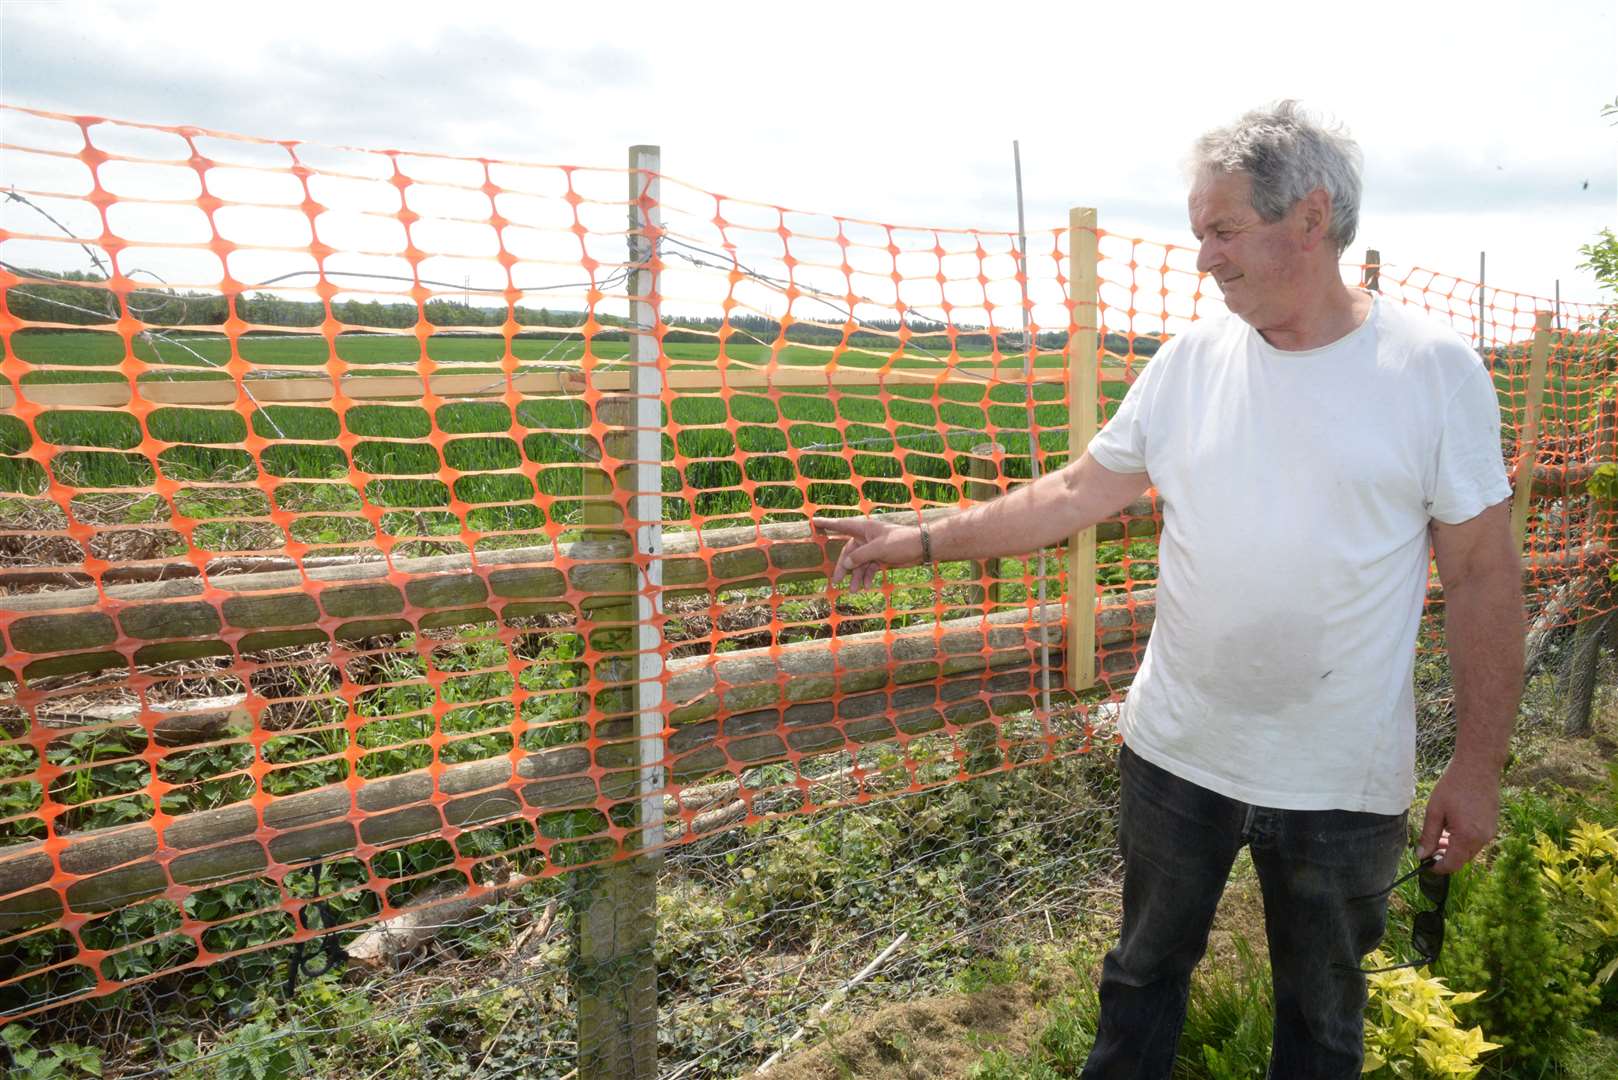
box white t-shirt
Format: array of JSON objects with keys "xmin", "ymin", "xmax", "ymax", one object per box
[{"xmin": 1087, "ymin": 295, "xmax": 1511, "ymax": 814}]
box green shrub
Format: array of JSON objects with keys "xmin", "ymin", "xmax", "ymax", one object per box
[
  {"xmin": 955, "ymin": 949, "xmax": 1030, "ymax": 994},
  {"xmin": 1535, "ymin": 820, "xmax": 1618, "ymax": 998},
  {"xmin": 656, "ymin": 880, "xmax": 731, "ymax": 991},
  {"xmin": 726, "ymin": 810, "xmax": 907, "ymax": 943},
  {"xmin": 1362, "ymin": 954, "xmax": 1498, "ymax": 1078},
  {"xmin": 1441, "ymin": 833, "xmax": 1599, "ymax": 1067}
]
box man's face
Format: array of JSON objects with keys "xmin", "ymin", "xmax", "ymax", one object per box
[{"xmin": 1187, "ymin": 170, "xmax": 1309, "ymax": 327}]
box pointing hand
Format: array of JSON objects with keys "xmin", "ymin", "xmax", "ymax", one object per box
[{"xmin": 812, "ymin": 516, "xmax": 924, "ymax": 592}]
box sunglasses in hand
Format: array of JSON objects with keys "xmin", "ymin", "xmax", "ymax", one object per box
[{"xmin": 1335, "ymin": 854, "xmax": 1450, "ymax": 974}]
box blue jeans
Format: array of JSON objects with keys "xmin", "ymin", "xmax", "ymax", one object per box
[{"xmin": 1081, "ymin": 745, "xmax": 1408, "ymax": 1079}]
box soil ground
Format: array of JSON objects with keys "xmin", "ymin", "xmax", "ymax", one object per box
[{"xmin": 741, "ymin": 981, "xmax": 1044, "ymax": 1080}]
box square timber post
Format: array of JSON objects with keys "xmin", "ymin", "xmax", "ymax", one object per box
[
  {"xmin": 576, "ymin": 144, "xmax": 666, "ymax": 1080},
  {"xmin": 1067, "ymin": 208, "xmax": 1100, "ymax": 692}
]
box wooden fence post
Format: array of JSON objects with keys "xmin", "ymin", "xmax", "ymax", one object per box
[
  {"xmin": 575, "ymin": 143, "xmax": 665, "ymax": 1080},
  {"xmin": 1509, "ymin": 312, "xmax": 1555, "ymax": 549},
  {"xmin": 1361, "ymin": 248, "xmax": 1381, "ymax": 292},
  {"xmin": 1067, "ymin": 208, "xmax": 1100, "ymax": 692}
]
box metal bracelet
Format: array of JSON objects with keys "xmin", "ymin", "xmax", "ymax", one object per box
[{"xmin": 919, "ymin": 522, "xmax": 932, "ymax": 566}]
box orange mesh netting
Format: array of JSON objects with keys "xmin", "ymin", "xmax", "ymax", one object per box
[{"xmin": 0, "ymin": 103, "xmax": 1609, "ymax": 1019}]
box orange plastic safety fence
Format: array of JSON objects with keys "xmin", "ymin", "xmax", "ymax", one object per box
[{"xmin": 0, "ymin": 103, "xmax": 1607, "ymax": 1021}]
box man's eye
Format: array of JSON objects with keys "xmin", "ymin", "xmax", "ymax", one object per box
[{"xmin": 1216, "ymin": 230, "xmax": 1235, "ymax": 240}]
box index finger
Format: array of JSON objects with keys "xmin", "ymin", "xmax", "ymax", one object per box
[{"xmin": 811, "ymin": 516, "xmax": 864, "ymax": 535}]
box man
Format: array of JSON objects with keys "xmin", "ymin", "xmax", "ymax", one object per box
[{"xmin": 814, "ymin": 101, "xmax": 1521, "ymax": 1077}]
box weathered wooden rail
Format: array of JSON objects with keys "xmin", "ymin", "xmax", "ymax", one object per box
[{"xmin": 0, "ymin": 494, "xmax": 1161, "ymax": 678}]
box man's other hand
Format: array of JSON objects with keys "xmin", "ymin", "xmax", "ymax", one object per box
[{"xmin": 1415, "ymin": 760, "xmax": 1502, "ymax": 873}]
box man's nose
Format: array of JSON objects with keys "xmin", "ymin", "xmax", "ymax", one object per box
[{"xmin": 1196, "ymin": 238, "xmax": 1218, "ymax": 274}]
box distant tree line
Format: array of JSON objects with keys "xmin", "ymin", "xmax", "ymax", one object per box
[{"xmin": 2, "ymin": 269, "xmax": 1161, "ymax": 356}]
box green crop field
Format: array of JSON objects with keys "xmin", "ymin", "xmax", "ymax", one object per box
[
  {"xmin": 1492, "ymin": 359, "xmax": 1607, "ymax": 436},
  {"xmin": 0, "ymin": 330, "xmax": 1122, "ymax": 548},
  {"xmin": 8, "ymin": 327, "xmax": 1083, "ymax": 378}
]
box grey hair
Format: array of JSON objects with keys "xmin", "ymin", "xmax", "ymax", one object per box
[{"xmin": 1189, "ymin": 100, "xmax": 1363, "ymax": 255}]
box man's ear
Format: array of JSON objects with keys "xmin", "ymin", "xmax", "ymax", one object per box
[{"xmin": 1297, "ymin": 187, "xmax": 1333, "ymax": 252}]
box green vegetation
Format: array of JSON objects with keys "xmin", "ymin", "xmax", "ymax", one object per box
[
  {"xmin": 3, "ymin": 329, "xmax": 1102, "ymax": 556},
  {"xmin": 1442, "ymin": 833, "xmax": 1600, "ymax": 1068},
  {"xmin": 10, "ymin": 325, "xmax": 1073, "ymax": 374},
  {"xmin": 962, "ymin": 757, "xmax": 1618, "ymax": 1079},
  {"xmin": 2, "ymin": 736, "xmax": 1128, "ymax": 1078},
  {"xmin": 11, "ymin": 648, "xmax": 1615, "ymax": 1079},
  {"xmin": 0, "ymin": 1024, "xmax": 102, "ymax": 1079},
  {"xmin": 1362, "ymin": 960, "xmax": 1498, "ymax": 1077}
]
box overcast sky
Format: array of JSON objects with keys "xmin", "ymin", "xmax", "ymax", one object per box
[{"xmin": 2, "ymin": 0, "xmax": 1615, "ymax": 322}]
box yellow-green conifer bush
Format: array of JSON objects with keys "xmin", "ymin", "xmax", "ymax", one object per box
[{"xmin": 1440, "ymin": 834, "xmax": 1599, "ymax": 1067}]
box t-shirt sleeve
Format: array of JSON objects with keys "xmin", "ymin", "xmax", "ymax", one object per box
[
  {"xmin": 1086, "ymin": 340, "xmax": 1170, "ymax": 474},
  {"xmin": 1427, "ymin": 361, "xmax": 1512, "ymax": 524}
]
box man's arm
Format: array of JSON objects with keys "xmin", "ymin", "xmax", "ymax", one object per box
[
  {"xmin": 814, "ymin": 452, "xmax": 1151, "ymax": 591},
  {"xmin": 1420, "ymin": 498, "xmax": 1523, "ymax": 872}
]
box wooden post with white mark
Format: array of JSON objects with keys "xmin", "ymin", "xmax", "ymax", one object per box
[{"xmin": 575, "ymin": 144, "xmax": 665, "ymax": 1080}]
